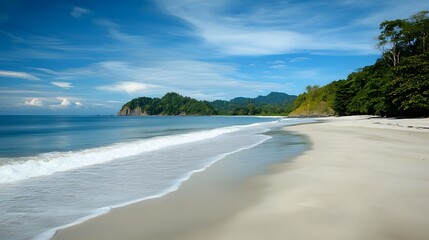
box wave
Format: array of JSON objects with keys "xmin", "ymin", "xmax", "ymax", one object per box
[
  {"xmin": 0, "ymin": 125, "xmax": 243, "ymax": 184},
  {"xmin": 35, "ymin": 135, "xmax": 271, "ymax": 240}
]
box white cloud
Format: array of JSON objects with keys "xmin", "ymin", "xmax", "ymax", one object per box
[
  {"xmin": 59, "ymin": 97, "xmax": 72, "ymax": 107},
  {"xmin": 97, "ymin": 81, "xmax": 157, "ymax": 94},
  {"xmin": 24, "ymin": 98, "xmax": 43, "ymax": 106},
  {"xmin": 42, "ymin": 60, "xmax": 294, "ymax": 100},
  {"xmin": 49, "ymin": 97, "xmax": 82, "ymax": 108},
  {"xmin": 71, "ymin": 7, "xmax": 91, "ymax": 18},
  {"xmin": 0, "ymin": 70, "xmax": 41, "ymax": 81},
  {"xmin": 51, "ymin": 81, "xmax": 73, "ymax": 88}
]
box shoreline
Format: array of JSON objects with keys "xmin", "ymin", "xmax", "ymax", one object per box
[
  {"xmin": 50, "ymin": 121, "xmax": 308, "ymax": 240},
  {"xmin": 51, "ymin": 135, "xmax": 294, "ymax": 240},
  {"xmin": 42, "ymin": 134, "xmax": 274, "ymax": 240},
  {"xmin": 52, "ymin": 116, "xmax": 429, "ymax": 240}
]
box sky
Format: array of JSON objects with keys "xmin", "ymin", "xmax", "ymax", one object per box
[{"xmin": 0, "ymin": 0, "xmax": 428, "ymax": 114}]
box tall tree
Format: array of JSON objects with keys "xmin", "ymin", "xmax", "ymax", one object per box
[
  {"xmin": 408, "ymin": 11, "xmax": 429, "ymax": 54},
  {"xmin": 378, "ymin": 19, "xmax": 406, "ymax": 67}
]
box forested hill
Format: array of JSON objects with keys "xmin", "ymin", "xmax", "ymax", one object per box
[
  {"xmin": 118, "ymin": 92, "xmax": 297, "ymax": 116},
  {"xmin": 211, "ymin": 92, "xmax": 296, "ymax": 115},
  {"xmin": 290, "ymin": 11, "xmax": 429, "ymax": 117},
  {"xmin": 118, "ymin": 92, "xmax": 216, "ymax": 116}
]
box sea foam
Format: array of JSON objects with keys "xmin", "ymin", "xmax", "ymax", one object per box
[
  {"xmin": 34, "ymin": 135, "xmax": 272, "ymax": 240},
  {"xmin": 0, "ymin": 126, "xmax": 241, "ymax": 184}
]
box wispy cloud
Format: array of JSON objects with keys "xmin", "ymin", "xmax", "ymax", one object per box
[
  {"xmin": 269, "ymin": 60, "xmax": 287, "ymax": 69},
  {"xmin": 70, "ymin": 7, "xmax": 91, "ymax": 18},
  {"xmin": 268, "ymin": 57, "xmax": 310, "ymax": 69},
  {"xmin": 91, "ymin": 60, "xmax": 291, "ymax": 97},
  {"xmin": 37, "ymin": 60, "xmax": 293, "ymax": 100},
  {"xmin": 97, "ymin": 81, "xmax": 158, "ymax": 95},
  {"xmin": 287, "ymin": 57, "xmax": 310, "ymax": 63},
  {"xmin": 156, "ymin": 0, "xmax": 428, "ymax": 56},
  {"xmin": 51, "ymin": 81, "xmax": 73, "ymax": 88},
  {"xmin": 0, "ymin": 31, "xmax": 104, "ymax": 61},
  {"xmin": 352, "ymin": 0, "xmax": 429, "ymax": 27},
  {"xmin": 0, "ymin": 88, "xmax": 45, "ymax": 94},
  {"xmin": 93, "ymin": 18, "xmax": 147, "ymax": 44},
  {"xmin": 0, "ymin": 70, "xmax": 41, "ymax": 81}
]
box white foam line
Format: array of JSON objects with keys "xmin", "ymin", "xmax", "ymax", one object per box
[
  {"xmin": 0, "ymin": 126, "xmax": 242, "ymax": 184},
  {"xmin": 36, "ymin": 135, "xmax": 271, "ymax": 240},
  {"xmin": 1, "ymin": 119, "xmax": 284, "ymax": 184}
]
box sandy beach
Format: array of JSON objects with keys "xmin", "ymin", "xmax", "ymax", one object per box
[{"xmin": 53, "ymin": 116, "xmax": 429, "ymax": 240}]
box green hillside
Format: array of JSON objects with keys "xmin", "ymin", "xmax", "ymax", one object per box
[
  {"xmin": 291, "ymin": 11, "xmax": 429, "ymax": 117},
  {"xmin": 289, "ymin": 84, "xmax": 337, "ymax": 117},
  {"xmin": 119, "ymin": 92, "xmax": 297, "ymax": 116},
  {"xmin": 118, "ymin": 92, "xmax": 216, "ymax": 116},
  {"xmin": 212, "ymin": 92, "xmax": 297, "ymax": 115}
]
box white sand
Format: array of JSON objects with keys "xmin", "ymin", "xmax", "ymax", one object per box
[
  {"xmin": 202, "ymin": 116, "xmax": 429, "ymax": 240},
  {"xmin": 53, "ymin": 116, "xmax": 429, "ymax": 240}
]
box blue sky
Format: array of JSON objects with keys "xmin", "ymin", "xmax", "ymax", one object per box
[{"xmin": 1, "ymin": 0, "xmax": 428, "ymax": 114}]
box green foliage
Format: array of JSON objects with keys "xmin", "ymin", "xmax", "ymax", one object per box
[
  {"xmin": 390, "ymin": 52, "xmax": 429, "ymax": 116},
  {"xmin": 311, "ymin": 10, "xmax": 429, "ymax": 118},
  {"xmin": 289, "ymin": 83, "xmax": 337, "ymax": 117},
  {"xmin": 123, "ymin": 92, "xmax": 216, "ymax": 115},
  {"xmin": 121, "ymin": 92, "xmax": 297, "ymax": 116},
  {"xmin": 124, "ymin": 11, "xmax": 429, "ymax": 118},
  {"xmin": 125, "ymin": 97, "xmax": 163, "ymax": 115},
  {"xmin": 378, "ymin": 11, "xmax": 429, "ymax": 67},
  {"xmin": 211, "ymin": 92, "xmax": 296, "ymax": 116},
  {"xmin": 332, "ymin": 61, "xmax": 394, "ymax": 116}
]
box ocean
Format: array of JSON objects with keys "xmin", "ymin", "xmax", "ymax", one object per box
[{"xmin": 0, "ymin": 115, "xmax": 313, "ymax": 240}]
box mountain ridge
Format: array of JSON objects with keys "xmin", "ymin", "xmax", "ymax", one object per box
[{"xmin": 118, "ymin": 92, "xmax": 297, "ymax": 116}]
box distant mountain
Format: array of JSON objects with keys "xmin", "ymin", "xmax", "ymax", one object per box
[
  {"xmin": 256, "ymin": 92, "xmax": 297, "ymax": 105},
  {"xmin": 118, "ymin": 92, "xmax": 297, "ymax": 116},
  {"xmin": 212, "ymin": 92, "xmax": 297, "ymax": 115},
  {"xmin": 230, "ymin": 92, "xmax": 295, "ymax": 105}
]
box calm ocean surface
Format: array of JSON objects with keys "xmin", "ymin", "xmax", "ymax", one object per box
[{"xmin": 0, "ymin": 115, "xmax": 313, "ymax": 240}]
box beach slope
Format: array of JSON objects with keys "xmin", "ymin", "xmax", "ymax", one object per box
[{"xmin": 209, "ymin": 116, "xmax": 429, "ymax": 240}]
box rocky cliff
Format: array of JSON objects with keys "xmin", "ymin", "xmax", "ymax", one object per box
[{"xmin": 117, "ymin": 106, "xmax": 149, "ymax": 116}]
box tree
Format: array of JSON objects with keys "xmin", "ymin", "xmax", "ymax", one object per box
[
  {"xmin": 378, "ymin": 19, "xmax": 406, "ymax": 67},
  {"xmin": 378, "ymin": 11, "xmax": 429, "ymax": 67},
  {"xmin": 407, "ymin": 11, "xmax": 429, "ymax": 54},
  {"xmin": 390, "ymin": 52, "xmax": 429, "ymax": 116}
]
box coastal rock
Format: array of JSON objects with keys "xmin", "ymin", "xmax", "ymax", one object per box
[{"xmin": 117, "ymin": 106, "xmax": 148, "ymax": 116}]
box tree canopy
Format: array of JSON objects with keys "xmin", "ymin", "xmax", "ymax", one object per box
[{"xmin": 120, "ymin": 92, "xmax": 216, "ymax": 116}]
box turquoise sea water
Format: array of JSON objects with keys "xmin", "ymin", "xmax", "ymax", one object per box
[{"xmin": 0, "ymin": 116, "xmax": 312, "ymax": 240}]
